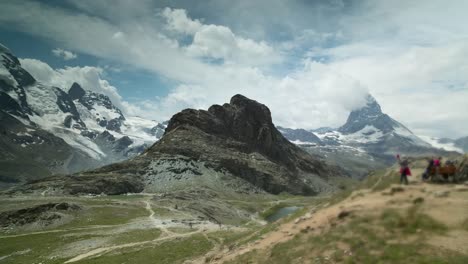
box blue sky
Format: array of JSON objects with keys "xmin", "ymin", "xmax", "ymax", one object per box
[
  {"xmin": 0, "ymin": 29, "xmax": 173, "ymax": 103},
  {"xmin": 1, "ymin": 0, "xmax": 467, "ymax": 138}
]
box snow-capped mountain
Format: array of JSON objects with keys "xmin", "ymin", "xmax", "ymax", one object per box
[
  {"xmin": 417, "ymin": 136, "xmax": 462, "ymax": 153},
  {"xmin": 282, "ymin": 95, "xmax": 431, "ymax": 151},
  {"xmin": 418, "ymin": 136, "xmax": 468, "ymax": 153},
  {"xmin": 276, "ymin": 126, "xmax": 322, "ymax": 145},
  {"xmin": 311, "ymin": 95, "xmax": 436, "ymax": 152},
  {"xmin": 0, "ymin": 43, "xmax": 164, "ymax": 186},
  {"xmin": 279, "ymin": 94, "xmax": 458, "ymax": 176}
]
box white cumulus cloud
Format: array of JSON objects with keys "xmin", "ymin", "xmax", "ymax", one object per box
[
  {"xmin": 161, "ymin": 7, "xmax": 202, "ymax": 35},
  {"xmin": 161, "ymin": 7, "xmax": 280, "ymax": 66},
  {"xmin": 51, "ymin": 48, "xmax": 77, "ymax": 60},
  {"xmin": 19, "ymin": 58, "xmax": 129, "ymax": 114}
]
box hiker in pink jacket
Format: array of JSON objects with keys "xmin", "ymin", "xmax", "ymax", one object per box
[{"xmin": 396, "ymin": 154, "xmax": 411, "ymax": 185}]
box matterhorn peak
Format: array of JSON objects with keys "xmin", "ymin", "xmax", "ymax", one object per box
[{"xmin": 338, "ymin": 94, "xmax": 391, "ymax": 134}]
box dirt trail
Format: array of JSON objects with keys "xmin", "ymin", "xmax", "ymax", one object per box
[
  {"xmin": 208, "ymin": 169, "xmax": 468, "ymax": 263},
  {"xmin": 64, "ymin": 199, "xmax": 225, "ymax": 263},
  {"xmin": 145, "ymin": 200, "xmax": 176, "ymax": 236},
  {"xmin": 64, "ymin": 228, "xmax": 205, "ymax": 263},
  {"xmin": 0, "ymin": 222, "xmax": 146, "ymax": 239}
]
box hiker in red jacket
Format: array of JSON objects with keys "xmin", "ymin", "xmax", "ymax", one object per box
[{"xmin": 396, "ymin": 154, "xmax": 411, "ymax": 185}]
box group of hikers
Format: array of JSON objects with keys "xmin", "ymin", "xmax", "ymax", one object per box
[{"xmin": 396, "ymin": 154, "xmax": 447, "ymax": 185}]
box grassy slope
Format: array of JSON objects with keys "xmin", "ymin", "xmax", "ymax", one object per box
[{"xmin": 223, "ymin": 159, "xmax": 468, "ymax": 264}]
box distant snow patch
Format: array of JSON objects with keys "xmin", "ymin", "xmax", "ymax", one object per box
[
  {"xmin": 56, "ymin": 128, "xmax": 106, "ymax": 159},
  {"xmin": 419, "ymin": 135, "xmax": 463, "ymax": 153},
  {"xmin": 290, "ymin": 139, "xmax": 318, "ymax": 146},
  {"xmin": 341, "ymin": 125, "xmax": 384, "ymax": 143}
]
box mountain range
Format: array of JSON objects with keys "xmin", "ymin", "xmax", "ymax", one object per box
[
  {"xmin": 277, "ymin": 95, "xmax": 464, "ymax": 177},
  {"xmin": 0, "ymin": 43, "xmax": 165, "ymax": 187},
  {"xmin": 12, "ymin": 94, "xmax": 345, "ymax": 196},
  {"xmin": 1, "ymin": 42, "xmax": 466, "ymax": 188}
]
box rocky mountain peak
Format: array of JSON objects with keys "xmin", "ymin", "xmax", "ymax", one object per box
[
  {"xmin": 137, "ymin": 94, "xmax": 341, "ymax": 195},
  {"xmin": 339, "ymin": 94, "xmax": 397, "ymax": 134},
  {"xmin": 229, "ymin": 94, "xmax": 272, "ymax": 122},
  {"xmin": 0, "ymin": 46, "xmax": 35, "ymax": 88},
  {"xmin": 165, "ymin": 94, "xmax": 282, "ymax": 157},
  {"xmin": 348, "ymin": 95, "xmax": 383, "ymax": 122},
  {"xmin": 68, "ymin": 82, "xmax": 86, "ymax": 100}
]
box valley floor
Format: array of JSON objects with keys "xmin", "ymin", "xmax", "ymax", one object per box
[
  {"xmin": 0, "ymin": 190, "xmax": 325, "ymax": 264},
  {"xmin": 1, "ymin": 160, "xmax": 467, "ymax": 263}
]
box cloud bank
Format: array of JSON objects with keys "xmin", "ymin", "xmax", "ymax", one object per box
[{"xmin": 1, "ymin": 0, "xmax": 467, "ymax": 137}]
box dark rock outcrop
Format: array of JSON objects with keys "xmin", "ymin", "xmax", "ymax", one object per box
[
  {"xmin": 10, "ymin": 173, "xmax": 145, "ymax": 196},
  {"xmin": 114, "ymin": 136, "xmax": 133, "ymax": 152},
  {"xmin": 0, "ymin": 202, "xmax": 80, "ymax": 227},
  {"xmin": 68, "ymin": 82, "xmax": 86, "ymax": 100},
  {"xmin": 163, "ymin": 95, "xmax": 320, "ymax": 168},
  {"xmin": 93, "ymin": 94, "xmax": 341, "ymax": 195},
  {"xmin": 54, "ymin": 87, "xmax": 86, "ymax": 129}
]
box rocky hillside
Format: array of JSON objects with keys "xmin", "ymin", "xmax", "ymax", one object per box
[
  {"xmin": 0, "ymin": 43, "xmax": 164, "ymax": 187},
  {"xmin": 14, "ymin": 95, "xmax": 345, "ymax": 196}
]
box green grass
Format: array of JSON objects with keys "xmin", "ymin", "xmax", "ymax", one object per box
[
  {"xmin": 74, "ymin": 234, "xmax": 213, "ymax": 264},
  {"xmin": 61, "ymin": 205, "xmax": 148, "ymax": 229},
  {"xmin": 242, "ymin": 223, "xmax": 278, "ymax": 244},
  {"xmin": 205, "ymin": 229, "xmax": 257, "ymax": 255},
  {"xmin": 228, "ymin": 208, "xmax": 465, "ymax": 264},
  {"xmin": 322, "ymin": 169, "xmax": 403, "ymax": 208},
  {"xmin": 149, "ymin": 206, "xmax": 174, "ymax": 217},
  {"xmin": 365, "ymin": 169, "xmax": 399, "ymax": 192},
  {"xmin": 249, "ymin": 206, "xmax": 311, "ymax": 241},
  {"xmin": 0, "ymin": 225, "xmax": 161, "ymax": 263},
  {"xmin": 381, "ymin": 205, "xmax": 447, "ymax": 235},
  {"xmin": 0, "ymin": 231, "xmax": 101, "ymax": 264},
  {"xmin": 94, "ymin": 194, "xmax": 147, "ymax": 200},
  {"xmin": 111, "ymin": 228, "xmax": 162, "ymax": 244}
]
